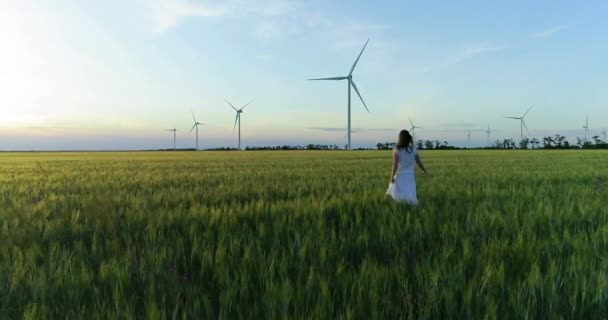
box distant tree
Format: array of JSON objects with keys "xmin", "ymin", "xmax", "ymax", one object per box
[
  {"xmin": 519, "ymin": 138, "xmax": 530, "ymax": 149},
  {"xmin": 376, "ymin": 142, "xmax": 395, "ymax": 150},
  {"xmin": 543, "ymin": 136, "xmax": 554, "ymax": 149},
  {"xmin": 494, "ymin": 140, "xmax": 503, "ymax": 149},
  {"xmin": 503, "ymin": 139, "xmax": 515, "ymax": 149},
  {"xmin": 552, "ymin": 134, "xmax": 566, "ymax": 148},
  {"xmin": 530, "ymin": 138, "xmax": 539, "ymax": 149},
  {"xmin": 417, "ymin": 140, "xmax": 424, "ymax": 150},
  {"xmin": 593, "ymin": 135, "xmax": 602, "ymax": 146},
  {"xmin": 424, "ymin": 140, "xmax": 434, "ymax": 150},
  {"xmin": 576, "ymin": 137, "xmax": 583, "ymax": 148}
]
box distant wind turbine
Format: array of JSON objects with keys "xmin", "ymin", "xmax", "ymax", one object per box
[
  {"xmin": 484, "ymin": 125, "xmax": 492, "ymax": 147},
  {"xmin": 505, "ymin": 105, "xmax": 534, "ymax": 142},
  {"xmin": 602, "ymin": 129, "xmax": 607, "ymax": 141},
  {"xmin": 308, "ymin": 39, "xmax": 371, "ymax": 150},
  {"xmin": 467, "ymin": 129, "xmax": 471, "ymax": 147},
  {"xmin": 409, "ymin": 118, "xmax": 423, "ymax": 142},
  {"xmin": 189, "ymin": 112, "xmax": 206, "ymax": 151},
  {"xmin": 226, "ymin": 99, "xmax": 254, "ymax": 150},
  {"xmin": 167, "ymin": 128, "xmax": 177, "ymax": 151},
  {"xmin": 583, "ymin": 115, "xmax": 590, "ymax": 144}
]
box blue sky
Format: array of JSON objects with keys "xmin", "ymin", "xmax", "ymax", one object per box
[{"xmin": 1, "ymin": 0, "xmax": 607, "ymax": 150}]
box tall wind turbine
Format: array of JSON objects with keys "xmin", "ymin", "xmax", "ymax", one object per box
[
  {"xmin": 409, "ymin": 118, "xmax": 423, "ymax": 142},
  {"xmin": 583, "ymin": 115, "xmax": 589, "ymax": 144},
  {"xmin": 308, "ymin": 39, "xmax": 370, "ymax": 150},
  {"xmin": 467, "ymin": 129, "xmax": 471, "ymax": 148},
  {"xmin": 505, "ymin": 105, "xmax": 534, "ymax": 142},
  {"xmin": 225, "ymin": 99, "xmax": 254, "ymax": 150},
  {"xmin": 167, "ymin": 128, "xmax": 177, "ymax": 151},
  {"xmin": 189, "ymin": 112, "xmax": 206, "ymax": 151}
]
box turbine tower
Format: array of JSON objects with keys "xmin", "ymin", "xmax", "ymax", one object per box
[
  {"xmin": 167, "ymin": 128, "xmax": 177, "ymax": 151},
  {"xmin": 467, "ymin": 129, "xmax": 471, "ymax": 148},
  {"xmin": 225, "ymin": 99, "xmax": 254, "ymax": 150},
  {"xmin": 308, "ymin": 39, "xmax": 370, "ymax": 150},
  {"xmin": 409, "ymin": 118, "xmax": 423, "ymax": 142},
  {"xmin": 505, "ymin": 105, "xmax": 534, "ymax": 142},
  {"xmin": 189, "ymin": 112, "xmax": 206, "ymax": 151},
  {"xmin": 602, "ymin": 129, "xmax": 607, "ymax": 142},
  {"xmin": 583, "ymin": 115, "xmax": 589, "ymax": 144}
]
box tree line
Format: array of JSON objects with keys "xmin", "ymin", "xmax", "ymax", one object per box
[
  {"xmin": 162, "ymin": 134, "xmax": 607, "ymax": 151},
  {"xmin": 492, "ymin": 134, "xmax": 608, "ymax": 149}
]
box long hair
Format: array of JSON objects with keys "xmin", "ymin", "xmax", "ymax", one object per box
[{"xmin": 396, "ymin": 130, "xmax": 413, "ymax": 152}]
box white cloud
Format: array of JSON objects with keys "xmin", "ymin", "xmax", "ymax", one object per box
[
  {"xmin": 254, "ymin": 21, "xmax": 282, "ymax": 40},
  {"xmin": 255, "ymin": 54, "xmax": 273, "ymax": 61},
  {"xmin": 142, "ymin": 0, "xmax": 224, "ymax": 33},
  {"xmin": 142, "ymin": 0, "xmax": 302, "ymax": 33},
  {"xmin": 141, "ymin": 0, "xmax": 391, "ymax": 46},
  {"xmin": 424, "ymin": 43, "xmax": 509, "ymax": 72},
  {"xmin": 532, "ymin": 25, "xmax": 568, "ymax": 38}
]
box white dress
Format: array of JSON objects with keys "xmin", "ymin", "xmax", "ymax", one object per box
[{"xmin": 386, "ymin": 147, "xmax": 418, "ymax": 205}]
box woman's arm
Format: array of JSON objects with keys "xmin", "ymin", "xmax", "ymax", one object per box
[
  {"xmin": 390, "ymin": 150, "xmax": 399, "ymax": 183},
  {"xmin": 415, "ymin": 154, "xmax": 428, "ymax": 175}
]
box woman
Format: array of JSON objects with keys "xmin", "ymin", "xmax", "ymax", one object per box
[{"xmin": 387, "ymin": 130, "xmax": 428, "ymax": 205}]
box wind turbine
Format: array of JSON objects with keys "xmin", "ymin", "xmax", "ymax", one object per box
[
  {"xmin": 167, "ymin": 128, "xmax": 177, "ymax": 151},
  {"xmin": 467, "ymin": 129, "xmax": 471, "ymax": 148},
  {"xmin": 505, "ymin": 104, "xmax": 534, "ymax": 142},
  {"xmin": 308, "ymin": 39, "xmax": 370, "ymax": 150},
  {"xmin": 225, "ymin": 99, "xmax": 254, "ymax": 150},
  {"xmin": 189, "ymin": 112, "xmax": 206, "ymax": 151},
  {"xmin": 602, "ymin": 129, "xmax": 607, "ymax": 142},
  {"xmin": 484, "ymin": 125, "xmax": 492, "ymax": 147},
  {"xmin": 583, "ymin": 115, "xmax": 589, "ymax": 144},
  {"xmin": 409, "ymin": 118, "xmax": 423, "ymax": 142}
]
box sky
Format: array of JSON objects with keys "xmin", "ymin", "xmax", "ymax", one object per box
[{"xmin": 1, "ymin": 0, "xmax": 607, "ymax": 150}]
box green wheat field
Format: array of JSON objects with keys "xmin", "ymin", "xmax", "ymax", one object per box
[{"xmin": 1, "ymin": 150, "xmax": 608, "ymax": 319}]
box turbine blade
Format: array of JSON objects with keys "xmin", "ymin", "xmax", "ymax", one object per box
[
  {"xmin": 241, "ymin": 99, "xmax": 255, "ymax": 110},
  {"xmin": 504, "ymin": 117, "xmax": 520, "ymax": 119},
  {"xmin": 233, "ymin": 114, "xmax": 239, "ymax": 134},
  {"xmin": 308, "ymin": 76, "xmax": 348, "ymax": 81},
  {"xmin": 409, "ymin": 118, "xmax": 414, "ymax": 128},
  {"xmin": 349, "ymin": 39, "xmax": 370, "ymax": 75},
  {"xmin": 522, "ymin": 119, "xmax": 528, "ymax": 131},
  {"xmin": 350, "ymin": 81, "xmax": 369, "ymax": 112},
  {"xmin": 225, "ymin": 99, "xmax": 238, "ymax": 112},
  {"xmin": 188, "ymin": 124, "xmax": 196, "ymax": 135},
  {"xmin": 522, "ymin": 104, "xmax": 534, "ymax": 118},
  {"xmin": 192, "ymin": 112, "xmax": 197, "ymax": 123}
]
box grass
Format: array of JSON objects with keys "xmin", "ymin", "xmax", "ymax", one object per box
[{"xmin": 1, "ymin": 150, "xmax": 608, "ymax": 319}]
